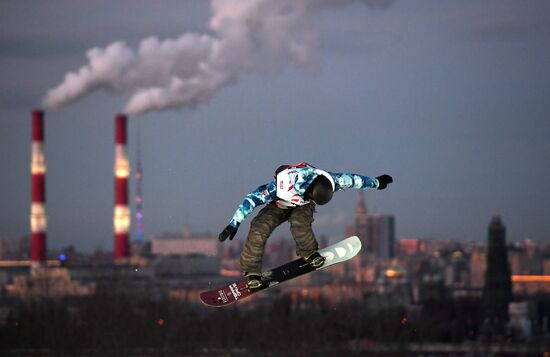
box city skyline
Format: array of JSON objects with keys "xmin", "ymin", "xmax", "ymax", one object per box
[{"xmin": 1, "ymin": 1, "xmax": 549, "ymax": 252}]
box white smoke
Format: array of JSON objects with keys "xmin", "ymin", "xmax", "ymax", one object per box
[{"xmin": 42, "ymin": 0, "xmax": 394, "ymax": 115}]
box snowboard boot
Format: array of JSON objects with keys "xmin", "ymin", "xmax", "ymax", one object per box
[
  {"xmin": 304, "ymin": 252, "xmax": 325, "ymax": 269},
  {"xmin": 244, "ymin": 272, "xmax": 263, "ymax": 290}
]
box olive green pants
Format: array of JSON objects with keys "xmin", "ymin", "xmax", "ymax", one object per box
[{"xmin": 239, "ymin": 202, "xmax": 318, "ymax": 274}]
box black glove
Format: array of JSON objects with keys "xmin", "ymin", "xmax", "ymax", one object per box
[
  {"xmin": 218, "ymin": 224, "xmax": 239, "ymax": 242},
  {"xmin": 376, "ymin": 174, "xmax": 393, "ymax": 190}
]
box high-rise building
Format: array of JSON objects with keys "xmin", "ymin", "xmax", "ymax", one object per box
[
  {"xmin": 352, "ymin": 191, "xmax": 395, "ymax": 259},
  {"xmin": 371, "ymin": 214, "xmax": 395, "ymax": 260},
  {"xmin": 483, "ymin": 216, "xmax": 512, "ymax": 329}
]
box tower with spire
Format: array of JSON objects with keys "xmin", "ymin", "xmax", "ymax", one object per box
[
  {"xmin": 351, "ymin": 191, "xmax": 395, "ymax": 259},
  {"xmin": 354, "ymin": 190, "xmax": 372, "ymax": 253}
]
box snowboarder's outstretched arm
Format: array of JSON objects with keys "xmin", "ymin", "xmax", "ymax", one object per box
[
  {"xmin": 330, "ymin": 172, "xmax": 393, "ymax": 191},
  {"xmin": 229, "ymin": 181, "xmax": 277, "ymax": 227},
  {"xmin": 219, "ymin": 181, "xmax": 277, "ymax": 241}
]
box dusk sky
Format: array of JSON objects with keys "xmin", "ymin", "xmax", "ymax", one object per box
[{"xmin": 1, "ymin": 0, "xmax": 549, "ymax": 252}]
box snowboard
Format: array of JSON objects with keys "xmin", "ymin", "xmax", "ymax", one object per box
[{"xmin": 200, "ymin": 235, "xmax": 361, "ymax": 307}]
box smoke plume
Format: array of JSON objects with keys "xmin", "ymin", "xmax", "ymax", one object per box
[{"xmin": 42, "ymin": 0, "xmax": 393, "ymax": 115}]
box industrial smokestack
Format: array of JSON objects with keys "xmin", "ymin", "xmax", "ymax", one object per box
[
  {"xmin": 114, "ymin": 114, "xmax": 130, "ymax": 259},
  {"xmin": 31, "ymin": 110, "xmax": 47, "ymax": 264}
]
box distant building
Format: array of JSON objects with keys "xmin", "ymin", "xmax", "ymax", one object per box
[
  {"xmin": 263, "ymin": 236, "xmax": 295, "ymax": 267},
  {"xmin": 398, "ymin": 238, "xmax": 420, "ymax": 256},
  {"xmin": 483, "ymin": 216, "xmax": 512, "ymax": 331},
  {"xmin": 370, "ymin": 214, "xmax": 395, "ymax": 260},
  {"xmin": 470, "ymin": 245, "xmax": 486, "ymax": 288},
  {"xmin": 444, "ymin": 250, "xmax": 469, "ymax": 288},
  {"xmin": 509, "ymin": 238, "xmax": 544, "ymax": 275},
  {"xmin": 350, "ymin": 191, "xmax": 395, "ymax": 259},
  {"xmin": 0, "ymin": 236, "xmax": 31, "ymax": 260},
  {"xmin": 5, "ymin": 267, "xmax": 95, "ymax": 300},
  {"xmin": 511, "ymin": 275, "xmax": 550, "ymax": 296},
  {"xmin": 354, "ymin": 190, "xmax": 371, "ymax": 251},
  {"xmin": 151, "ymin": 231, "xmax": 219, "ymax": 257}
]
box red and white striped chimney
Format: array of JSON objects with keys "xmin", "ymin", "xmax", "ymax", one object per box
[
  {"xmin": 31, "ymin": 110, "xmax": 47, "ymax": 264},
  {"xmin": 114, "ymin": 114, "xmax": 130, "ymax": 259}
]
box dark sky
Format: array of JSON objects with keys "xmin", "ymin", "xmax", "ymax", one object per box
[{"xmin": 1, "ymin": 0, "xmax": 549, "ymax": 252}]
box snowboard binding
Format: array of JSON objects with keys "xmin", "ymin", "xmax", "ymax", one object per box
[
  {"xmin": 304, "ymin": 252, "xmax": 325, "ymax": 269},
  {"xmin": 245, "ymin": 273, "xmax": 264, "ymax": 291}
]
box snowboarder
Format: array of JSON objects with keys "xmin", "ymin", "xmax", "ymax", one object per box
[{"xmin": 218, "ymin": 162, "xmax": 393, "ymax": 290}]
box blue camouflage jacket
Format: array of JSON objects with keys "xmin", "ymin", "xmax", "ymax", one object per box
[{"xmin": 228, "ymin": 163, "xmax": 380, "ymax": 228}]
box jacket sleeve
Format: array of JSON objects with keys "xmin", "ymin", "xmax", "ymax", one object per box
[
  {"xmin": 329, "ymin": 172, "xmax": 379, "ymax": 192},
  {"xmin": 229, "ymin": 181, "xmax": 277, "ymax": 227}
]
